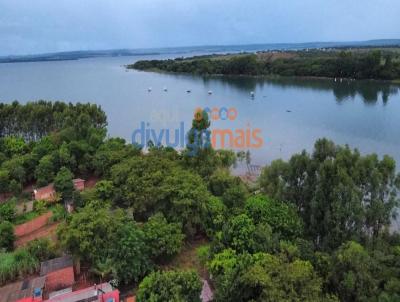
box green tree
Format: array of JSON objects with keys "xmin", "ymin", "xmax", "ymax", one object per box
[
  {"xmin": 8, "ymin": 179, "xmax": 22, "ymax": 196},
  {"xmin": 203, "ymin": 196, "xmax": 227, "ymax": 238},
  {"xmin": 58, "ymin": 201, "xmax": 151, "ymax": 284},
  {"xmin": 0, "ymin": 198, "xmax": 16, "ymax": 222},
  {"xmin": 94, "ymin": 180, "xmax": 115, "ymax": 201},
  {"xmin": 329, "ymin": 241, "xmax": 378, "ymax": 301},
  {"xmin": 2, "ymin": 157, "xmax": 26, "ymax": 184},
  {"xmin": 58, "ymin": 201, "xmax": 123, "ymax": 263},
  {"xmin": 110, "ymin": 155, "xmax": 211, "ymax": 236},
  {"xmin": 137, "ymin": 270, "xmax": 202, "ymax": 302},
  {"xmin": 54, "ymin": 167, "xmax": 74, "ymax": 200},
  {"xmin": 110, "ymin": 221, "xmax": 152, "ymax": 284},
  {"xmin": 1, "ymin": 137, "xmax": 27, "ymax": 157},
  {"xmin": 0, "ymin": 221, "xmax": 15, "ymax": 252},
  {"xmin": 35, "ymin": 155, "xmax": 55, "ymax": 186},
  {"xmin": 183, "ymin": 108, "xmax": 214, "ymax": 177},
  {"xmin": 57, "ymin": 142, "xmax": 76, "ymax": 170},
  {"xmin": 0, "ymin": 169, "xmax": 10, "ymax": 193},
  {"xmin": 143, "ymin": 213, "xmax": 185, "ymax": 261},
  {"xmin": 92, "ymin": 138, "xmax": 141, "ymax": 177},
  {"xmin": 260, "ymin": 139, "xmax": 400, "ymax": 250},
  {"xmin": 209, "ymin": 250, "xmax": 334, "ymax": 302},
  {"xmin": 209, "ymin": 169, "xmax": 248, "ymax": 209},
  {"xmin": 220, "ymin": 214, "xmax": 256, "ymax": 254},
  {"xmin": 245, "ymin": 195, "xmax": 303, "ymax": 240}
]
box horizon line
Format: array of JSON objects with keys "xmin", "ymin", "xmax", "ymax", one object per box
[{"xmin": 1, "ymin": 37, "xmax": 400, "ymax": 59}]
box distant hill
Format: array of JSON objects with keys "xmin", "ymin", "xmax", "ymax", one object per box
[{"xmin": 1, "ymin": 39, "xmax": 400, "ymax": 64}]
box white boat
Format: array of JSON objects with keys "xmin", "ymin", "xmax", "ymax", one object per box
[
  {"xmin": 148, "ymin": 87, "xmax": 152, "ymax": 92},
  {"xmin": 250, "ymin": 91, "xmax": 255, "ymax": 97},
  {"xmin": 208, "ymin": 90, "xmax": 213, "ymax": 95},
  {"xmin": 163, "ymin": 86, "xmax": 168, "ymax": 91}
]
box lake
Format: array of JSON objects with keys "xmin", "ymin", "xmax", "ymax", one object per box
[{"xmin": 0, "ymin": 54, "xmax": 400, "ymax": 171}]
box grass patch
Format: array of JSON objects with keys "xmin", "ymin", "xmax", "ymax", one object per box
[
  {"xmin": 0, "ymin": 238, "xmax": 59, "ymax": 285},
  {"xmin": 13, "ymin": 211, "xmax": 41, "ymax": 225},
  {"xmin": 162, "ymin": 238, "xmax": 210, "ymax": 278},
  {"xmin": 0, "ymin": 248, "xmax": 39, "ymax": 285},
  {"xmin": 14, "ymin": 205, "xmax": 59, "ymax": 225}
]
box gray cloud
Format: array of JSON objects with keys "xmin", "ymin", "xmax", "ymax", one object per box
[{"xmin": 0, "ymin": 0, "xmax": 399, "ymax": 56}]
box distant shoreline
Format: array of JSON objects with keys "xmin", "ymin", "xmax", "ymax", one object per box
[
  {"xmin": 129, "ymin": 67, "xmax": 400, "ymax": 84},
  {"xmin": 1, "ymin": 39, "xmax": 400, "ymax": 64},
  {"xmin": 129, "ymin": 47, "xmax": 400, "ymax": 82}
]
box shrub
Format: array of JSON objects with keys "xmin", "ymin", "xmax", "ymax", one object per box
[
  {"xmin": 26, "ymin": 238, "xmax": 59, "ymax": 262},
  {"xmin": 0, "ymin": 198, "xmax": 16, "ymax": 222},
  {"xmin": 0, "ymin": 249, "xmax": 39, "ymax": 285},
  {"xmin": 0, "ymin": 221, "xmax": 15, "ymax": 251},
  {"xmin": 33, "ymin": 199, "xmax": 48, "ymax": 214},
  {"xmin": 50, "ymin": 204, "xmax": 67, "ymax": 223},
  {"xmin": 196, "ymin": 245, "xmax": 211, "ymax": 266}
]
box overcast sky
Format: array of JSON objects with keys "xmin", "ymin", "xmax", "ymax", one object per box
[{"xmin": 0, "ymin": 0, "xmax": 399, "ymax": 56}]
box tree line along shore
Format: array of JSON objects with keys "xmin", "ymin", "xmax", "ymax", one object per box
[{"xmin": 129, "ymin": 47, "xmax": 400, "ymax": 81}]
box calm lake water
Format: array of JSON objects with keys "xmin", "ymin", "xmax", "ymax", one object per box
[{"xmin": 0, "ymin": 54, "xmax": 400, "ymax": 171}]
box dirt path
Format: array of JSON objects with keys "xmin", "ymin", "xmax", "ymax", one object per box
[{"xmin": 15, "ymin": 222, "xmax": 60, "ymax": 247}]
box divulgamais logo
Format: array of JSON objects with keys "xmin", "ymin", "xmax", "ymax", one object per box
[{"xmin": 131, "ymin": 106, "xmax": 264, "ymax": 152}]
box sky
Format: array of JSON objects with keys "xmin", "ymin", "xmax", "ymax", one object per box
[{"xmin": 0, "ymin": 0, "xmax": 399, "ymax": 56}]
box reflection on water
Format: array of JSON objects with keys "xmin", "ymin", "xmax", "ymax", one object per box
[{"xmin": 201, "ymin": 75, "xmax": 400, "ymax": 104}]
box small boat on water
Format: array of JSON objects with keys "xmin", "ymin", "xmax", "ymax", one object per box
[
  {"xmin": 187, "ymin": 89, "xmax": 191, "ymax": 93},
  {"xmin": 208, "ymin": 90, "xmax": 213, "ymax": 95},
  {"xmin": 163, "ymin": 87, "xmax": 168, "ymax": 91},
  {"xmin": 148, "ymin": 87, "xmax": 152, "ymax": 92},
  {"xmin": 250, "ymin": 91, "xmax": 255, "ymax": 98}
]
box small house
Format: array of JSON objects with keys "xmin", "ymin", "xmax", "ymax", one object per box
[
  {"xmin": 40, "ymin": 256, "xmax": 74, "ymax": 294},
  {"xmin": 33, "ymin": 184, "xmax": 56, "ymax": 202},
  {"xmin": 33, "ymin": 179, "xmax": 86, "ymax": 202},
  {"xmin": 45, "ymin": 283, "xmax": 119, "ymax": 302}
]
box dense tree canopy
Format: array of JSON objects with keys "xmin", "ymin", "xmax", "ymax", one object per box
[
  {"xmin": 245, "ymin": 195, "xmax": 303, "ymax": 240},
  {"xmin": 0, "ymin": 101, "xmax": 106, "ymax": 140},
  {"xmin": 137, "ymin": 270, "xmax": 202, "ymax": 302},
  {"xmin": 131, "ymin": 49, "xmax": 400, "ymax": 80},
  {"xmin": 57, "ymin": 201, "xmax": 152, "ymax": 284},
  {"xmin": 110, "ymin": 154, "xmax": 212, "ymax": 236},
  {"xmin": 0, "ymin": 101, "xmax": 107, "ymax": 194},
  {"xmin": 260, "ymin": 138, "xmax": 400, "ymax": 251},
  {"xmin": 208, "ymin": 249, "xmax": 336, "ymax": 302},
  {"xmin": 1, "ymin": 101, "xmax": 400, "ymax": 301},
  {"xmin": 143, "ymin": 213, "xmax": 185, "ymax": 261}
]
